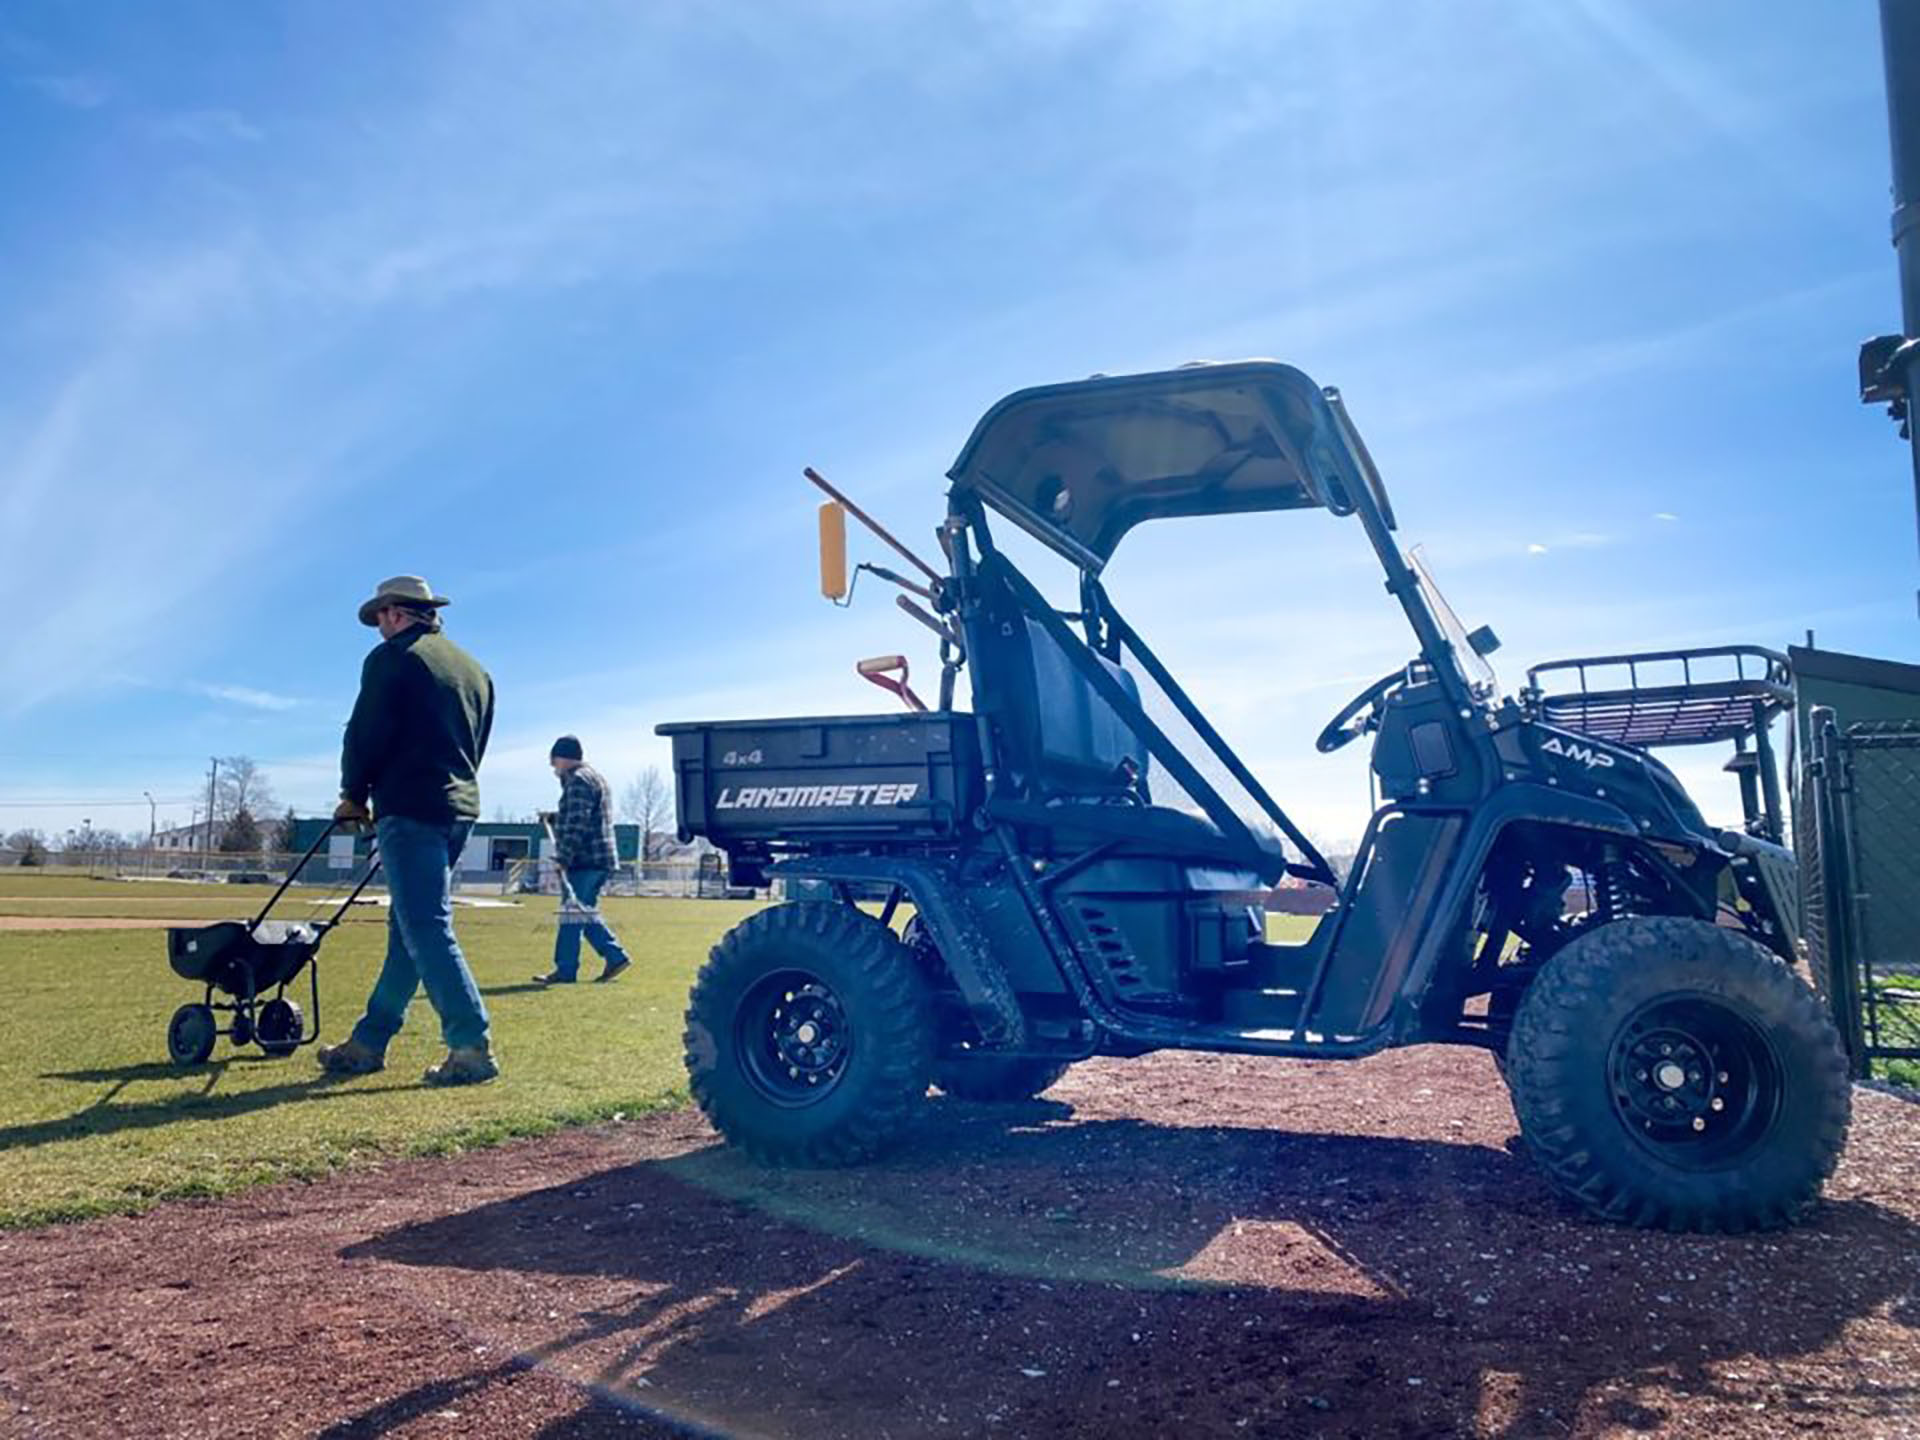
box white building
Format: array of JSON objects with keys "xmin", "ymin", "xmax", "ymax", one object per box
[{"xmin": 152, "ymin": 820, "xmax": 218, "ymax": 853}]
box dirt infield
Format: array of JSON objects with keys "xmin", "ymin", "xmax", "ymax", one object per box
[
  {"xmin": 4, "ymin": 1048, "xmax": 1919, "ymax": 1439},
  {"xmin": 0, "ymin": 916, "xmax": 196, "ymax": 931}
]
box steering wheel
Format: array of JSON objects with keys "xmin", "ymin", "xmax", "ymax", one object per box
[{"xmin": 1316, "ymin": 668, "xmax": 1409, "ymax": 754}]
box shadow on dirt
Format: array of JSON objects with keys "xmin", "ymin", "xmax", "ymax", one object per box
[{"xmin": 336, "ymin": 1097, "xmax": 1920, "ymax": 1438}]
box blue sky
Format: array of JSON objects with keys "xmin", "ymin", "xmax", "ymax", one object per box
[{"xmin": 0, "ymin": 0, "xmax": 1912, "ymax": 848}]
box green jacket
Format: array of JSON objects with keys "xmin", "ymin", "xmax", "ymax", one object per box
[{"xmin": 341, "ymin": 625, "xmax": 495, "ymax": 824}]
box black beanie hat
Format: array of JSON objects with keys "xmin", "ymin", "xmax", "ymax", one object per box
[{"xmin": 550, "ymin": 735, "xmax": 584, "ymax": 762}]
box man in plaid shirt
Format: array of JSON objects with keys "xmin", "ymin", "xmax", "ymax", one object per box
[{"xmin": 533, "ymin": 735, "xmax": 634, "ymax": 985}]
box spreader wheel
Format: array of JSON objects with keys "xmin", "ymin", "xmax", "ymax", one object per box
[
  {"xmin": 167, "ymin": 1004, "xmax": 218, "ymax": 1067},
  {"xmin": 256, "ymin": 998, "xmax": 304, "ymax": 1057}
]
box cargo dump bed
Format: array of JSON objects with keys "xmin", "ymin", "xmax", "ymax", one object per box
[{"xmin": 657, "ymin": 712, "xmax": 983, "ymax": 849}]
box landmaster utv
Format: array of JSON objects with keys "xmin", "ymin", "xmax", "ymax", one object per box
[{"xmin": 660, "ymin": 361, "xmax": 1849, "ymax": 1232}]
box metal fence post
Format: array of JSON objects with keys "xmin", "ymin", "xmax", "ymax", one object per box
[{"xmin": 1810, "ymin": 707, "xmax": 1869, "ymax": 1076}]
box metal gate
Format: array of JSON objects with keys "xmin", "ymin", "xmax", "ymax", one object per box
[{"xmin": 1805, "ymin": 709, "xmax": 1920, "ymax": 1080}]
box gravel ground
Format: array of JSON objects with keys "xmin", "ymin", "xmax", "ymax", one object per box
[{"xmin": 4, "ymin": 1047, "xmax": 1920, "ymax": 1439}]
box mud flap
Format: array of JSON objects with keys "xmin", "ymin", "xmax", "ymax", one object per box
[{"xmin": 772, "ymin": 857, "xmax": 1028, "ymax": 1049}]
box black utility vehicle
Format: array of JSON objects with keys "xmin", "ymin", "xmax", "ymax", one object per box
[{"xmin": 661, "ymin": 362, "xmax": 1848, "ymax": 1232}]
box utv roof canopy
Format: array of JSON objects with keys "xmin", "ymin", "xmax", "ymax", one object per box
[{"xmin": 947, "ymin": 360, "xmax": 1393, "ymax": 572}]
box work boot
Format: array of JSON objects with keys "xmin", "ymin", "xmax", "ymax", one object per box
[
  {"xmin": 530, "ymin": 970, "xmax": 576, "ymax": 986},
  {"xmin": 595, "ymin": 957, "xmax": 632, "ymax": 984},
  {"xmin": 317, "ymin": 1038, "xmax": 384, "ymax": 1075},
  {"xmin": 423, "ymin": 1046, "xmax": 499, "ymax": 1087}
]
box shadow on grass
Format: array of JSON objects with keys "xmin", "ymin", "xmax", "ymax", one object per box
[
  {"xmin": 339, "ymin": 1099, "xmax": 1920, "ymax": 1440},
  {"xmin": 2, "ymin": 1069, "xmax": 418, "ymax": 1153},
  {"xmin": 480, "ymin": 982, "xmax": 557, "ymax": 997},
  {"xmin": 36, "ymin": 1055, "xmax": 299, "ymax": 1116},
  {"xmin": 44, "ymin": 1057, "xmax": 287, "ymax": 1086}
]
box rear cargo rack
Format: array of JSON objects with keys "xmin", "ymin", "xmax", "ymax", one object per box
[
  {"xmin": 657, "ymin": 711, "xmax": 982, "ymax": 849},
  {"xmin": 1526, "ymin": 645, "xmax": 1791, "ymax": 748}
]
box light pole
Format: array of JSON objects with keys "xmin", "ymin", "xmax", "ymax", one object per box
[
  {"xmin": 205, "ymin": 757, "xmax": 219, "ymax": 866},
  {"xmin": 1865, "ymin": 0, "xmax": 1920, "ymax": 613},
  {"xmin": 143, "ymin": 791, "xmax": 156, "ymax": 877}
]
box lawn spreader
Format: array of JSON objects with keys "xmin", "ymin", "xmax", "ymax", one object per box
[{"xmin": 163, "ymin": 820, "xmax": 383, "ymax": 1066}]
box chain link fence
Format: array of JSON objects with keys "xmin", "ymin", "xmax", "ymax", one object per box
[
  {"xmin": 1804, "ymin": 712, "xmax": 1920, "ymax": 1084},
  {"xmin": 502, "ymin": 854, "xmax": 746, "ymax": 899},
  {"xmin": 1, "ymin": 844, "xmax": 750, "ymax": 901}
]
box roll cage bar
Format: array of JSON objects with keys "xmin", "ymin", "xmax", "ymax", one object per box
[
  {"xmin": 930, "ymin": 363, "xmax": 1488, "ymax": 887},
  {"xmin": 945, "ymin": 487, "xmax": 1336, "ymax": 885}
]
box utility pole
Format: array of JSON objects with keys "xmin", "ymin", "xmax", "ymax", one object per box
[
  {"xmin": 143, "ymin": 790, "xmax": 156, "ymax": 879},
  {"xmin": 205, "ymin": 757, "xmax": 219, "ymax": 864},
  {"xmin": 1863, "ymin": 0, "xmax": 1920, "ymax": 614}
]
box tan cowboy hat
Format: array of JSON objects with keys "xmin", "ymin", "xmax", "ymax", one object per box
[{"xmin": 357, "ymin": 575, "xmax": 451, "ymax": 627}]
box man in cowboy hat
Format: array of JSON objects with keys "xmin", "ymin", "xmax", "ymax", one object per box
[
  {"xmin": 532, "ymin": 735, "xmax": 634, "ymax": 986},
  {"xmin": 317, "ymin": 575, "xmax": 500, "ymax": 1086}
]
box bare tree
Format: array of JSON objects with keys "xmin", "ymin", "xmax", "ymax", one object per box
[
  {"xmin": 5, "ymin": 829, "xmax": 48, "ymax": 866},
  {"xmin": 215, "ymin": 756, "xmax": 278, "ymax": 824},
  {"xmin": 620, "ymin": 766, "xmax": 674, "ymax": 861}
]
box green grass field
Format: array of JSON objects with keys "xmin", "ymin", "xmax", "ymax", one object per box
[
  {"xmin": 0, "ymin": 871, "xmax": 752, "ymax": 1226},
  {"xmin": 0, "ymin": 872, "xmax": 1322, "ymax": 1228},
  {"xmin": 1865, "ymin": 976, "xmax": 1920, "ymax": 1089}
]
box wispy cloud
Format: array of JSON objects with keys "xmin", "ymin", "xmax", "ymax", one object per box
[
  {"xmin": 1386, "ymin": 272, "xmax": 1879, "ymax": 435},
  {"xmin": 192, "ymin": 683, "xmax": 301, "ymax": 712},
  {"xmin": 22, "ymin": 71, "xmax": 110, "ymax": 109},
  {"xmin": 148, "ymin": 108, "xmax": 263, "ymax": 145}
]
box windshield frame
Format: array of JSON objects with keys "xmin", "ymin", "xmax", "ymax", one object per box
[{"xmin": 1407, "ymin": 545, "xmax": 1497, "ymax": 699}]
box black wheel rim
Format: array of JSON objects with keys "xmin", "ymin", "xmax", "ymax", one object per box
[
  {"xmin": 735, "ymin": 968, "xmax": 851, "ymax": 1108},
  {"xmin": 258, "ymin": 999, "xmax": 300, "ymax": 1049},
  {"xmin": 169, "ymin": 1006, "xmax": 213, "ymax": 1061},
  {"xmin": 1608, "ymin": 993, "xmax": 1783, "ymax": 1168}
]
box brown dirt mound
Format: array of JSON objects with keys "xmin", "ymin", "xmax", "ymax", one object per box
[{"xmin": 3, "ymin": 1048, "xmax": 1919, "ymax": 1439}]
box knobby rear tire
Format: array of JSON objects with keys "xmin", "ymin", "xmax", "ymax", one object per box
[{"xmin": 685, "ymin": 903, "xmax": 932, "ymax": 1166}]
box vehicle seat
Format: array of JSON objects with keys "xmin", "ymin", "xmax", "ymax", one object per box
[{"xmin": 966, "ymin": 552, "xmax": 1282, "ymax": 879}]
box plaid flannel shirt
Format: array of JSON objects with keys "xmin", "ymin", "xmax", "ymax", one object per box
[{"xmin": 554, "ymin": 763, "xmax": 618, "ymax": 873}]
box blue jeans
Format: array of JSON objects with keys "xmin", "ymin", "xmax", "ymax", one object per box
[
  {"xmin": 552, "ymin": 867, "xmax": 632, "ymax": 980},
  {"xmin": 351, "ymin": 815, "xmax": 491, "ymax": 1054}
]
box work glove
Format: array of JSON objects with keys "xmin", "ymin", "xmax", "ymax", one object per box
[{"xmin": 333, "ymin": 797, "xmax": 373, "ymax": 833}]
